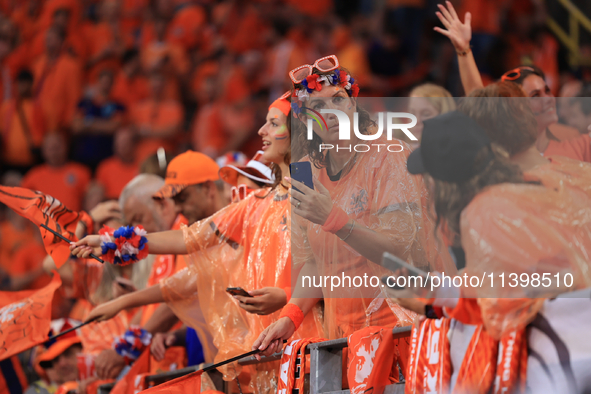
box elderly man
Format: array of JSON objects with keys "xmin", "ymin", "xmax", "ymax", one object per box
[{"xmin": 93, "ymin": 174, "xmax": 193, "ymax": 379}]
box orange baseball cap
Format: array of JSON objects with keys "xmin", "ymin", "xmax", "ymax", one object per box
[{"xmin": 153, "ymin": 150, "xmax": 220, "ymax": 199}]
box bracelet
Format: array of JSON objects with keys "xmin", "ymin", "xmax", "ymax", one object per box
[
  {"xmin": 113, "ymin": 326, "xmax": 152, "ymax": 365},
  {"xmin": 279, "ymin": 303, "xmax": 305, "ymax": 331},
  {"xmin": 425, "ymin": 304, "xmax": 444, "ymax": 319},
  {"xmin": 99, "ymin": 225, "xmax": 149, "ymax": 266},
  {"xmin": 321, "ymin": 207, "xmax": 349, "ymax": 234},
  {"xmin": 338, "ymin": 220, "xmax": 355, "ymax": 242},
  {"xmin": 456, "ymin": 46, "xmax": 472, "ymax": 57}
]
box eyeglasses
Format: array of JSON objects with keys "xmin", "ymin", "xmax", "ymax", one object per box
[
  {"xmin": 501, "ymin": 66, "xmax": 535, "ymax": 82},
  {"xmin": 289, "ymin": 55, "xmax": 340, "ymax": 84}
]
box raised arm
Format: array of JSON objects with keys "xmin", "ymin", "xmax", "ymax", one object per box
[
  {"xmin": 434, "ymin": 1, "xmax": 483, "ymax": 95},
  {"xmin": 70, "ymin": 229, "xmax": 188, "ymax": 259},
  {"xmin": 85, "ymin": 283, "xmax": 165, "ymax": 322}
]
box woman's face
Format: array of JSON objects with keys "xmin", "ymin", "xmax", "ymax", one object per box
[
  {"xmin": 408, "ymin": 96, "xmax": 440, "ymax": 143},
  {"xmin": 258, "ymin": 107, "xmax": 289, "ymax": 164},
  {"xmin": 299, "ymin": 85, "xmax": 355, "ymax": 146},
  {"xmin": 521, "ymin": 75, "xmax": 558, "ymax": 133}
]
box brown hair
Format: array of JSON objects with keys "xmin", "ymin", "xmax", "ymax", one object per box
[
  {"xmin": 291, "ymin": 67, "xmax": 374, "ymax": 169},
  {"xmin": 460, "ymin": 82, "xmax": 538, "ymax": 156},
  {"xmin": 501, "ymin": 65, "xmax": 545, "ymax": 87},
  {"xmin": 432, "ymin": 145, "xmax": 530, "ymax": 244}
]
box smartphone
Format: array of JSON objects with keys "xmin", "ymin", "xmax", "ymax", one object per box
[
  {"xmin": 226, "ymin": 287, "xmax": 252, "ymax": 297},
  {"xmin": 380, "ymin": 252, "xmax": 434, "ymax": 298},
  {"xmin": 290, "ymin": 162, "xmax": 314, "ymax": 194}
]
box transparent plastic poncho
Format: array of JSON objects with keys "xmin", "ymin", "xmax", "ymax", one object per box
[
  {"xmin": 291, "ymin": 138, "xmax": 456, "ymax": 339},
  {"xmin": 160, "ymin": 188, "xmax": 324, "ymax": 393},
  {"xmin": 460, "ymin": 183, "xmax": 591, "ymax": 339}
]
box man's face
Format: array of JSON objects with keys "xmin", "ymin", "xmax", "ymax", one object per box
[
  {"xmin": 44, "ymin": 345, "xmax": 81, "ymax": 385},
  {"xmin": 172, "ymin": 184, "xmax": 212, "ymax": 225},
  {"xmin": 123, "ymin": 194, "xmax": 165, "ymax": 233}
]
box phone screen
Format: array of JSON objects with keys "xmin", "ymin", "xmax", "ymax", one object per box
[{"xmin": 226, "ymin": 287, "xmax": 252, "ymax": 297}]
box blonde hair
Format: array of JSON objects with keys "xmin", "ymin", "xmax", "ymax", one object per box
[{"xmin": 409, "ymin": 83, "xmax": 456, "ymax": 114}]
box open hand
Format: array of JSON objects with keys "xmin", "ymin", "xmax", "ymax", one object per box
[{"xmin": 434, "ymin": 1, "xmax": 471, "ymax": 52}]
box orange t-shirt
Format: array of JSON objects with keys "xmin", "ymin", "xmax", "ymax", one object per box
[
  {"xmin": 32, "ymin": 54, "xmax": 82, "ymax": 131},
  {"xmin": 548, "ymin": 123, "xmax": 581, "ymax": 142},
  {"xmin": 0, "ymin": 220, "xmax": 37, "ymax": 272},
  {"xmin": 139, "ymin": 215, "xmax": 188, "ymax": 326},
  {"xmin": 22, "ymin": 162, "xmax": 91, "ymax": 212},
  {"xmin": 0, "ymin": 99, "xmax": 46, "ymax": 166},
  {"xmin": 86, "ymin": 22, "xmax": 134, "ymax": 83},
  {"xmin": 166, "ymin": 5, "xmax": 206, "ymax": 50},
  {"xmin": 10, "ymin": 242, "xmax": 52, "ymax": 290},
  {"xmin": 95, "ymin": 156, "xmax": 139, "ymax": 199},
  {"xmin": 141, "ymin": 41, "xmax": 190, "ymax": 76},
  {"xmin": 110, "ymin": 71, "xmax": 150, "ymax": 109},
  {"xmin": 544, "ymin": 133, "xmax": 591, "ymax": 163},
  {"xmin": 130, "ymin": 99, "xmax": 183, "ymax": 164}
]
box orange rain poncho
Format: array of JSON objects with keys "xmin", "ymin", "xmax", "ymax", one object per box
[
  {"xmin": 294, "ymin": 138, "xmax": 456, "ymax": 339},
  {"xmin": 160, "ymin": 188, "xmax": 324, "ymax": 392},
  {"xmin": 460, "ymin": 182, "xmax": 591, "ymax": 339},
  {"xmin": 526, "ymin": 155, "xmax": 591, "ymax": 198}
]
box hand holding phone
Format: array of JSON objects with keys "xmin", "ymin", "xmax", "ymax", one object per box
[{"xmin": 226, "ymin": 287, "xmax": 252, "ymax": 298}]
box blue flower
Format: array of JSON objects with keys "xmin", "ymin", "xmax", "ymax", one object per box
[
  {"xmin": 291, "ymin": 102, "xmax": 301, "ymax": 115},
  {"xmin": 114, "ymin": 226, "xmax": 134, "ymax": 239}
]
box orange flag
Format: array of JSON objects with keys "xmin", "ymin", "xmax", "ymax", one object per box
[
  {"xmin": 0, "ymin": 274, "xmax": 62, "ymax": 361},
  {"xmin": 0, "ymin": 186, "xmax": 90, "ymax": 267},
  {"xmin": 140, "ymin": 369, "xmax": 203, "ymax": 394}
]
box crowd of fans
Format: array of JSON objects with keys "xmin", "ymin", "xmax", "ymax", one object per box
[{"xmin": 3, "ymin": 0, "xmax": 591, "ymax": 393}]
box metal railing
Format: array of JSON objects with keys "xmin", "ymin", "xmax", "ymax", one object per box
[
  {"xmin": 97, "ymin": 326, "xmax": 412, "ymax": 394},
  {"xmin": 546, "ymin": 0, "xmax": 591, "ymax": 66}
]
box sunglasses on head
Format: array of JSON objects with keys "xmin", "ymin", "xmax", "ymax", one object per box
[
  {"xmin": 501, "ymin": 66, "xmax": 535, "ymax": 82},
  {"xmin": 289, "ymin": 55, "xmax": 340, "ymax": 85}
]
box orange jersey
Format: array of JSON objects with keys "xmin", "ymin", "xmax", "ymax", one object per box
[
  {"xmin": 22, "ymin": 163, "xmax": 91, "ymax": 212},
  {"xmin": 0, "ymin": 219, "xmax": 38, "ymax": 271},
  {"xmin": 0, "ymin": 99, "xmax": 46, "ymax": 166},
  {"xmin": 130, "ymin": 99, "xmax": 183, "ymax": 164},
  {"xmin": 544, "ymin": 133, "xmax": 591, "ymax": 163},
  {"xmin": 32, "ymin": 54, "xmax": 82, "ymax": 131},
  {"xmin": 95, "ymin": 157, "xmax": 139, "ymax": 200},
  {"xmin": 301, "ymin": 138, "xmax": 454, "ymax": 339}
]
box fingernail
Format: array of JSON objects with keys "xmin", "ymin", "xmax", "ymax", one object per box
[{"xmin": 284, "ymin": 176, "xmax": 291, "ymax": 181}]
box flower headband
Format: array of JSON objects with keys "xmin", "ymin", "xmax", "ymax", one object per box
[{"xmin": 290, "ymin": 70, "xmax": 359, "ymax": 116}]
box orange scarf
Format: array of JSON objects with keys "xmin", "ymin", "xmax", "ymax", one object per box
[
  {"xmin": 405, "ymin": 319, "xmax": 452, "ymax": 394},
  {"xmin": 278, "ymin": 338, "xmax": 326, "ymax": 393},
  {"xmin": 406, "ymin": 320, "xmax": 528, "ymax": 394}
]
